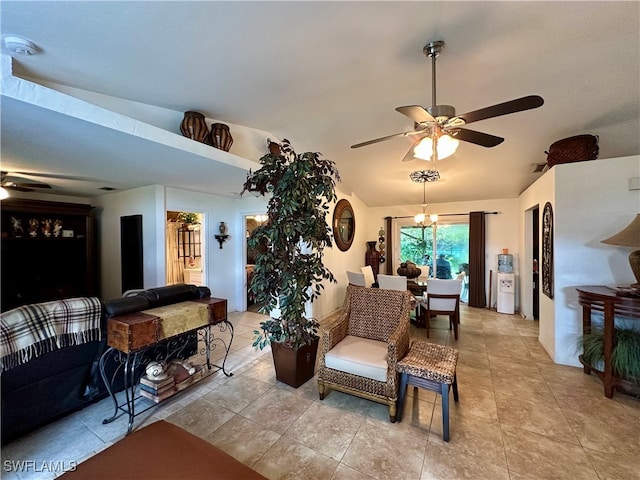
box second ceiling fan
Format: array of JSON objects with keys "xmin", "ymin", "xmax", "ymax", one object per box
[{"xmin": 351, "ymin": 40, "xmax": 544, "ymax": 162}]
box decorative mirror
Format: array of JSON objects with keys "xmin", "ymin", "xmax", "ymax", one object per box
[{"xmin": 333, "ymin": 199, "xmax": 355, "ymax": 251}]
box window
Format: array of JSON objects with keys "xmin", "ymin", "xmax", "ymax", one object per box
[{"xmin": 399, "ymin": 221, "xmax": 469, "ymax": 279}]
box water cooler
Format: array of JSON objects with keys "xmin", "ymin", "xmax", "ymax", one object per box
[{"xmin": 497, "ymin": 253, "xmax": 515, "ymax": 314}]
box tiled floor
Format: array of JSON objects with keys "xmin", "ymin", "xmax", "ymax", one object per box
[{"xmin": 2, "ymin": 306, "xmax": 639, "ymax": 480}]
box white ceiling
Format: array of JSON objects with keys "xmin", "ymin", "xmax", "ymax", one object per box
[{"xmin": 1, "ymin": 1, "xmax": 639, "ymax": 207}]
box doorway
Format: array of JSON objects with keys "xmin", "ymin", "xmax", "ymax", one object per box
[
  {"xmin": 166, "ymin": 211, "xmax": 205, "ymax": 286},
  {"xmin": 532, "ymin": 206, "xmax": 540, "ymax": 320},
  {"xmin": 245, "ymin": 213, "xmax": 267, "ymax": 312}
]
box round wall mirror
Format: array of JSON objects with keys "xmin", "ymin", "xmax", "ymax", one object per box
[{"xmin": 333, "ymin": 199, "xmax": 355, "ymax": 251}]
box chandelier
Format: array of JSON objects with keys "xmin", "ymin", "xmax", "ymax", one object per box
[{"xmin": 410, "ymin": 170, "xmax": 440, "ymax": 225}]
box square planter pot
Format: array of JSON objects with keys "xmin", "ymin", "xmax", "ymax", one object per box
[{"xmin": 270, "ymin": 336, "xmax": 319, "ymax": 388}]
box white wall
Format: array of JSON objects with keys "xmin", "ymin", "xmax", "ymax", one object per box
[
  {"xmin": 519, "ymin": 155, "xmax": 640, "ymax": 366},
  {"xmin": 519, "ymin": 167, "xmax": 556, "ymax": 356},
  {"xmin": 313, "ymin": 190, "xmax": 371, "ymax": 320},
  {"xmin": 92, "ymin": 185, "xmax": 163, "ymax": 301},
  {"xmin": 93, "ymin": 184, "xmax": 268, "ymax": 309},
  {"xmin": 166, "ymin": 187, "xmax": 266, "ymax": 313}
]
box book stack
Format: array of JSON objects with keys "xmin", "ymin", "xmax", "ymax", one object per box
[{"xmin": 140, "ymin": 374, "xmax": 176, "ymax": 403}]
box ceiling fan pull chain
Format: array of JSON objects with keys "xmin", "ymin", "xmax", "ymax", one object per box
[{"xmin": 432, "ymin": 134, "xmax": 438, "ymax": 161}]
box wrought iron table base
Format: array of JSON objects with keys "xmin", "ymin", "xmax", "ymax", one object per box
[{"xmin": 99, "ymin": 321, "xmax": 234, "ymax": 434}]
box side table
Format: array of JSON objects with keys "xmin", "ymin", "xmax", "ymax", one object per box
[
  {"xmin": 576, "ymin": 286, "xmax": 640, "ymax": 398},
  {"xmin": 99, "ymin": 298, "xmax": 233, "ymax": 434},
  {"xmin": 396, "ymin": 341, "xmax": 459, "ymax": 441}
]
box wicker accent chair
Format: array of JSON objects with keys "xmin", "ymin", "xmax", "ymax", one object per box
[{"xmin": 317, "ymin": 284, "xmax": 413, "ymax": 422}]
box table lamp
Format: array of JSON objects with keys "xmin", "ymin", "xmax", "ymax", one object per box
[{"xmin": 601, "ymin": 214, "xmax": 640, "ymax": 287}]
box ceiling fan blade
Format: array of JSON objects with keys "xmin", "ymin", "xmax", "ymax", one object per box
[
  {"xmin": 351, "ymin": 129, "xmax": 423, "ymax": 149},
  {"xmin": 400, "ymin": 134, "xmax": 429, "ymax": 162},
  {"xmin": 14, "ymin": 182, "xmax": 52, "ymax": 189},
  {"xmin": 401, "ymin": 145, "xmax": 419, "ymax": 162},
  {"xmin": 395, "ymin": 105, "xmax": 435, "ymax": 124},
  {"xmin": 453, "ymin": 128, "xmax": 504, "ymax": 147},
  {"xmin": 456, "ymin": 95, "xmax": 544, "ymax": 125},
  {"xmin": 8, "ymin": 185, "xmax": 34, "ymax": 192}
]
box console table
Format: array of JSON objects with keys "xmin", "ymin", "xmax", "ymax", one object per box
[
  {"xmin": 99, "ymin": 297, "xmax": 233, "ymax": 433},
  {"xmin": 576, "ymin": 286, "xmax": 640, "ymax": 398}
]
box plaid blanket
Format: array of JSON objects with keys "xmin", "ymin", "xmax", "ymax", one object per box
[{"xmin": 0, "ymin": 297, "xmax": 102, "ymax": 373}]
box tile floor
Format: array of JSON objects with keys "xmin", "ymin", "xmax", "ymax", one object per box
[{"xmin": 2, "ymin": 306, "xmax": 639, "ymax": 480}]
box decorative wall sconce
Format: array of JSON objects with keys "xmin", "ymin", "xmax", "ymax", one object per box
[{"xmin": 214, "ymin": 221, "xmax": 229, "ymax": 249}]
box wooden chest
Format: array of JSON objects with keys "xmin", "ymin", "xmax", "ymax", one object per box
[
  {"xmin": 108, "ymin": 312, "xmax": 161, "ymax": 353},
  {"xmin": 107, "ymin": 298, "xmax": 227, "ymax": 353},
  {"xmin": 192, "ymin": 297, "xmax": 227, "ymax": 324}
]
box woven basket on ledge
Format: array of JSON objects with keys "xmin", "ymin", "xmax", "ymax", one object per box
[{"xmin": 545, "ymin": 134, "xmax": 599, "ymax": 168}]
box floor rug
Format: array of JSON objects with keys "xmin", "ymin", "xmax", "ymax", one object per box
[{"xmin": 60, "ymin": 420, "xmax": 267, "ymax": 479}]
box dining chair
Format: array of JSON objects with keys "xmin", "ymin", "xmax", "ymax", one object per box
[
  {"xmin": 361, "ymin": 265, "xmax": 376, "ymax": 288},
  {"xmin": 378, "ymin": 274, "xmax": 424, "ymax": 325},
  {"xmin": 377, "ymin": 274, "xmax": 407, "ymax": 291},
  {"xmin": 346, "ymin": 271, "xmax": 366, "ymax": 286},
  {"xmin": 423, "ymin": 278, "xmax": 463, "ymax": 339}
]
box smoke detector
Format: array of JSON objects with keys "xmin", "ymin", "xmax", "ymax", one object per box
[{"xmin": 4, "ymin": 36, "xmax": 38, "ymax": 56}]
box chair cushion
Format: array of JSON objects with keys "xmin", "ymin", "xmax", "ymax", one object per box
[{"xmin": 325, "ymin": 335, "xmax": 388, "ymax": 382}]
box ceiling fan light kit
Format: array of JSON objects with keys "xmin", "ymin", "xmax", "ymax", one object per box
[
  {"xmin": 351, "ymin": 39, "xmax": 544, "ymax": 163},
  {"xmin": 414, "ymin": 134, "xmax": 459, "ymax": 161}
]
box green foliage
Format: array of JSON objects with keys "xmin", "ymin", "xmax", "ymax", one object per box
[
  {"xmin": 400, "ymin": 224, "xmax": 470, "ymax": 273},
  {"xmin": 241, "ymin": 140, "xmax": 340, "ymax": 350},
  {"xmin": 177, "ymin": 212, "xmax": 199, "ymax": 224},
  {"xmin": 580, "ymin": 324, "xmax": 640, "ymax": 384}
]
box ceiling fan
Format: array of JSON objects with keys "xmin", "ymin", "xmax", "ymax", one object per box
[
  {"xmin": 351, "ymin": 40, "xmax": 544, "ymax": 162},
  {"xmin": 1, "ymin": 171, "xmax": 52, "ymax": 192}
]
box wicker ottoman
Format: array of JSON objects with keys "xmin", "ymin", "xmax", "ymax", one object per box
[{"xmin": 396, "ymin": 341, "xmax": 459, "ymax": 441}]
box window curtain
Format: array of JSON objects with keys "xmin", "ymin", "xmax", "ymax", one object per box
[
  {"xmin": 385, "ymin": 216, "xmax": 393, "ymax": 275},
  {"xmin": 166, "ymin": 222, "xmax": 184, "ymax": 285},
  {"xmin": 468, "ymin": 211, "xmax": 486, "ymax": 308}
]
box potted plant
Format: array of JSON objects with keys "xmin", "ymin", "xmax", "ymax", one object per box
[
  {"xmin": 241, "ymin": 139, "xmax": 340, "ymax": 387},
  {"xmin": 177, "ymin": 212, "xmax": 199, "ymax": 230},
  {"xmin": 580, "ymin": 323, "xmax": 640, "ymax": 386}
]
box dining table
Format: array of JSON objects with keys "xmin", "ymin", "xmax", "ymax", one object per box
[{"xmin": 407, "ymin": 280, "xmax": 427, "ymax": 327}]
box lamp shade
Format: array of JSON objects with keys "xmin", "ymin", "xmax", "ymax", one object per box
[
  {"xmin": 602, "ymin": 214, "xmax": 640, "ymax": 286},
  {"xmin": 413, "ymin": 135, "xmax": 459, "ymax": 161},
  {"xmin": 601, "ymin": 214, "xmax": 640, "ymax": 247}
]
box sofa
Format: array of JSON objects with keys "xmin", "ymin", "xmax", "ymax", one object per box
[{"xmin": 0, "ymin": 284, "xmax": 211, "ymax": 444}]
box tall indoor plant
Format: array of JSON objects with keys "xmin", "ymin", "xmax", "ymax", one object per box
[{"xmin": 241, "ymin": 139, "xmax": 340, "ymax": 387}]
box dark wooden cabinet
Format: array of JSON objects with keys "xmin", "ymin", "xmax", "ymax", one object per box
[{"xmin": 1, "ymin": 198, "xmax": 99, "ymax": 312}]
